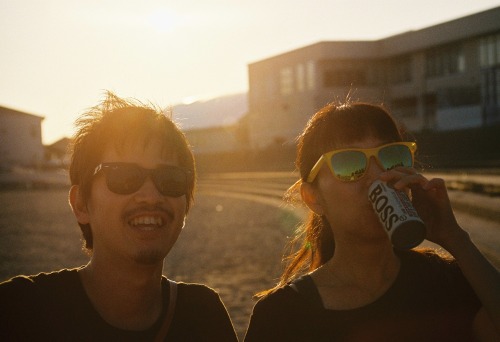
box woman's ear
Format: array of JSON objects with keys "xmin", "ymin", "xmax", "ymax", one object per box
[
  {"xmin": 69, "ymin": 185, "xmax": 90, "ymax": 224},
  {"xmin": 300, "ymin": 182, "xmax": 325, "ymax": 215}
]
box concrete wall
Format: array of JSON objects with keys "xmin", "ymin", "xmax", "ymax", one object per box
[{"xmin": 0, "ymin": 107, "xmax": 44, "ymax": 169}]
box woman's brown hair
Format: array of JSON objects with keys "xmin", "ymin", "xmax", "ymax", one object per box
[{"xmin": 258, "ymin": 102, "xmax": 405, "ymax": 297}]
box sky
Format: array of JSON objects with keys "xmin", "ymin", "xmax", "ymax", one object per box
[{"xmin": 1, "ymin": 0, "xmax": 499, "ymax": 144}]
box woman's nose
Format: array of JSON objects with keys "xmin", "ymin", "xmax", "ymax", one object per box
[{"xmin": 364, "ymin": 156, "xmax": 385, "ymax": 184}]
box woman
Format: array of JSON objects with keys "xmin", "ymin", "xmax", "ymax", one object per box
[{"xmin": 245, "ymin": 102, "xmax": 499, "ymax": 341}]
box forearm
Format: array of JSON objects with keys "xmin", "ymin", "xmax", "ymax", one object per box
[{"xmin": 443, "ymin": 230, "xmax": 500, "ymax": 332}]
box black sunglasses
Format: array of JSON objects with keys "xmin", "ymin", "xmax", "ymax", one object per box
[{"xmin": 93, "ymin": 162, "xmax": 191, "ymax": 197}]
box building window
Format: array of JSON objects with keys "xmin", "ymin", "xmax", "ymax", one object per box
[
  {"xmin": 30, "ymin": 124, "xmax": 39, "ymax": 138},
  {"xmin": 389, "ymin": 56, "xmax": 412, "ymax": 84},
  {"xmin": 391, "ymin": 97, "xmax": 417, "ymax": 117},
  {"xmin": 480, "ymin": 33, "xmax": 500, "ymax": 67},
  {"xmin": 365, "ymin": 62, "xmax": 383, "ymax": 86},
  {"xmin": 280, "ymin": 67, "xmax": 294, "ymax": 95},
  {"xmin": 306, "ymin": 61, "xmax": 315, "ymax": 90},
  {"xmin": 323, "ymin": 69, "xmax": 367, "ymax": 87},
  {"xmin": 426, "ymin": 44, "xmax": 465, "ymax": 78},
  {"xmin": 481, "ymin": 66, "xmax": 500, "ymax": 110},
  {"xmin": 296, "ymin": 64, "xmax": 305, "ymax": 92},
  {"xmin": 265, "ymin": 75, "xmax": 277, "ymax": 98},
  {"xmin": 437, "ymin": 86, "xmax": 481, "ymax": 109},
  {"xmin": 497, "ymin": 68, "xmax": 500, "ymax": 105}
]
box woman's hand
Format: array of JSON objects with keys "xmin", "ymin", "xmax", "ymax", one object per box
[
  {"xmin": 378, "ymin": 167, "xmax": 468, "ymax": 249},
  {"xmin": 380, "ymin": 169, "xmax": 500, "ymax": 338}
]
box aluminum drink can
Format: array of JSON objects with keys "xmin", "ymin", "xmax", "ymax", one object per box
[{"xmin": 368, "ymin": 180, "xmax": 426, "ymax": 250}]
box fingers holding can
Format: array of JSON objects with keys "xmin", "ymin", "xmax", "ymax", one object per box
[
  {"xmin": 379, "ymin": 167, "xmax": 429, "ymax": 192},
  {"xmin": 368, "ymin": 180, "xmax": 426, "ymax": 250}
]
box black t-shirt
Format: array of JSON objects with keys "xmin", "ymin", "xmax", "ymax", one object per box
[
  {"xmin": 245, "ymin": 250, "xmax": 481, "ymax": 342},
  {"xmin": 0, "ymin": 268, "xmax": 237, "ymax": 341}
]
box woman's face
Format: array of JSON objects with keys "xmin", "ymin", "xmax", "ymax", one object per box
[{"xmin": 311, "ymin": 136, "xmax": 395, "ymax": 244}]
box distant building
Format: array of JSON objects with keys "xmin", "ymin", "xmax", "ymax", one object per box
[
  {"xmin": 0, "ymin": 106, "xmax": 44, "ymax": 169},
  {"xmin": 45, "ymin": 137, "xmax": 72, "ymax": 167},
  {"xmin": 247, "ymin": 6, "xmax": 500, "ymax": 149},
  {"xmin": 185, "ymin": 125, "xmax": 241, "ymax": 154}
]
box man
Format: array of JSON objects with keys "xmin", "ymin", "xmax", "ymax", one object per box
[{"xmin": 0, "ymin": 92, "xmax": 238, "ymax": 341}]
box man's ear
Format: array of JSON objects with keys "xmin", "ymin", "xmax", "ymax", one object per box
[
  {"xmin": 69, "ymin": 185, "xmax": 90, "ymax": 224},
  {"xmin": 300, "ymin": 182, "xmax": 325, "ymax": 215}
]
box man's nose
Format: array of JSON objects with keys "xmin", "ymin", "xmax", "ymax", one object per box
[{"xmin": 133, "ymin": 176, "xmax": 163, "ymax": 203}]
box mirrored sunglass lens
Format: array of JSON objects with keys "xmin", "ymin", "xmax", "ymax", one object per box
[
  {"xmin": 107, "ymin": 165, "xmax": 144, "ymax": 194},
  {"xmin": 379, "ymin": 145, "xmax": 413, "ymax": 170},
  {"xmin": 153, "ymin": 168, "xmax": 187, "ymax": 197},
  {"xmin": 331, "ymin": 151, "xmax": 367, "ymax": 181}
]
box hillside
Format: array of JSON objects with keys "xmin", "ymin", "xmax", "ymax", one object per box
[{"xmin": 172, "ymin": 93, "xmax": 247, "ymax": 131}]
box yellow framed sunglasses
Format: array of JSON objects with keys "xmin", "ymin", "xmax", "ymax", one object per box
[{"xmin": 306, "ymin": 142, "xmax": 417, "ymax": 183}]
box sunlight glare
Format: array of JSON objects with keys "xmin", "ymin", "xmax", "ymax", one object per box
[
  {"xmin": 148, "ymin": 9, "xmax": 183, "ymax": 33},
  {"xmin": 181, "ymin": 96, "xmax": 199, "ymax": 105}
]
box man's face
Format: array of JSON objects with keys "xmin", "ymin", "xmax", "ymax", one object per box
[{"xmin": 78, "ymin": 139, "xmax": 187, "ymax": 266}]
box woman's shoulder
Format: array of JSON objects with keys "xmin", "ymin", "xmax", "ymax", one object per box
[
  {"xmin": 399, "ymin": 248, "xmax": 465, "ymax": 284},
  {"xmin": 402, "ymin": 248, "xmax": 456, "ymax": 268},
  {"xmin": 258, "ymin": 282, "xmax": 297, "ymax": 303},
  {"xmin": 254, "ymin": 276, "xmax": 320, "ymax": 313},
  {"xmin": 246, "ymin": 277, "xmax": 322, "ymax": 341}
]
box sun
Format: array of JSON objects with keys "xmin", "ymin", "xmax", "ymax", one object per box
[{"xmin": 148, "ymin": 9, "xmax": 182, "ymax": 33}]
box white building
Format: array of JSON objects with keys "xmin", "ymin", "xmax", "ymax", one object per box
[
  {"xmin": 0, "ymin": 106, "xmax": 44, "ymax": 169},
  {"xmin": 246, "ymin": 6, "xmax": 500, "ymax": 149}
]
